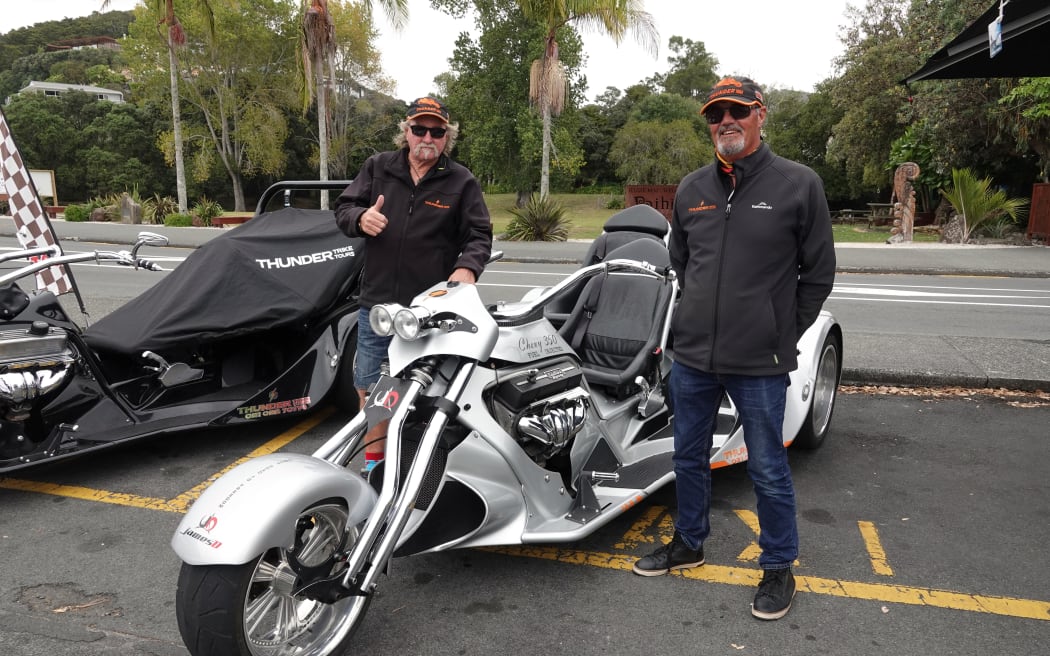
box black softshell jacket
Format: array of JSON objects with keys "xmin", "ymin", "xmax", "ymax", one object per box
[
  {"xmin": 668, "ymin": 144, "xmax": 836, "ymax": 375},
  {"xmin": 334, "ymin": 149, "xmax": 492, "ymax": 307}
]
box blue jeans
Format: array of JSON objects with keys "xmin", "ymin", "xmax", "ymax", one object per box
[
  {"xmin": 670, "ymin": 361, "xmax": 797, "ymax": 569},
  {"xmin": 354, "ymin": 308, "xmax": 393, "ymax": 390}
]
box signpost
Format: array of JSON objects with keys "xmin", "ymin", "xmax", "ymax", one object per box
[{"xmin": 624, "ymin": 185, "xmax": 676, "ymax": 222}]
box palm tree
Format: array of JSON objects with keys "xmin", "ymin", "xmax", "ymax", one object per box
[
  {"xmin": 517, "ymin": 0, "xmax": 658, "ymax": 198},
  {"xmin": 300, "ymin": 0, "xmax": 407, "ymax": 210},
  {"xmin": 103, "ymin": 1, "xmax": 216, "ymax": 213}
]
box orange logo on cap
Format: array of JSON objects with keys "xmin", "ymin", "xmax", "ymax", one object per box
[
  {"xmin": 716, "ymin": 77, "xmax": 744, "ymax": 88},
  {"xmin": 417, "ymin": 97, "xmax": 441, "ymax": 108}
]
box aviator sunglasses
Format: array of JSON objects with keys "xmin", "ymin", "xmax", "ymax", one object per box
[
  {"xmin": 704, "ymin": 104, "xmax": 757, "ymax": 124},
  {"xmin": 409, "ymin": 124, "xmax": 448, "ymax": 138}
]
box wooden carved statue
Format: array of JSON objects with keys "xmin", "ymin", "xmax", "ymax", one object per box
[{"xmin": 887, "ymin": 162, "xmax": 920, "ymax": 244}]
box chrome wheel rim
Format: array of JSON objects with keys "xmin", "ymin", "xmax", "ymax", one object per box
[
  {"xmin": 809, "ymin": 340, "xmax": 840, "ymax": 437},
  {"xmin": 243, "ymin": 503, "xmax": 367, "ymax": 656}
]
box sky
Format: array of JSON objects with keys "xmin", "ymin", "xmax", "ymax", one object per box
[{"xmin": 5, "ymin": 0, "xmax": 857, "ymax": 101}]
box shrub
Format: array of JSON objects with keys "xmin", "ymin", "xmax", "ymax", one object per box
[
  {"xmin": 504, "ymin": 194, "xmax": 571, "ymax": 242},
  {"xmin": 191, "ymin": 196, "xmax": 223, "ymax": 227},
  {"xmin": 63, "ymin": 204, "xmax": 91, "ymax": 222},
  {"xmin": 142, "ymin": 194, "xmax": 177, "ymax": 225},
  {"xmin": 605, "ymin": 197, "xmax": 624, "ymax": 210},
  {"xmin": 164, "ymin": 212, "xmax": 194, "ymax": 227},
  {"xmin": 941, "ymin": 168, "xmax": 1029, "ymax": 242}
]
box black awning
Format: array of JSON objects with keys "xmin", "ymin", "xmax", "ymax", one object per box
[{"xmin": 904, "ymin": 0, "xmax": 1050, "ymax": 83}]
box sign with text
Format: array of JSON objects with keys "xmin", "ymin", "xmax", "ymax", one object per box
[{"xmin": 625, "ymin": 185, "xmax": 676, "ymax": 221}]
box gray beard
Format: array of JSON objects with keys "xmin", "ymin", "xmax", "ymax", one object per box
[
  {"xmin": 413, "ymin": 144, "xmax": 440, "ymax": 160},
  {"xmin": 716, "ymin": 135, "xmax": 746, "ymax": 158}
]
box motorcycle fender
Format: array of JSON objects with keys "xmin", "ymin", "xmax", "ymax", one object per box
[{"xmin": 171, "ymin": 453, "xmax": 377, "ymax": 566}]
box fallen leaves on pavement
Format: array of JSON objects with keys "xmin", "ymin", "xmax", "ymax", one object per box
[{"xmin": 840, "ymin": 385, "xmax": 1050, "ymax": 408}]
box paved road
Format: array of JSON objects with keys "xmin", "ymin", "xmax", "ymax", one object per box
[
  {"xmin": 3, "ymin": 217, "xmax": 1049, "ymax": 391},
  {"xmin": 1, "ymin": 218, "xmax": 1048, "ymax": 655},
  {"xmin": 2, "ymin": 391, "xmax": 1048, "ymax": 656}
]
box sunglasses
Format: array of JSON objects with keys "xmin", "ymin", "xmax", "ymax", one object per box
[
  {"xmin": 409, "ymin": 125, "xmax": 448, "ymax": 138},
  {"xmin": 704, "ymin": 104, "xmax": 757, "ymax": 124}
]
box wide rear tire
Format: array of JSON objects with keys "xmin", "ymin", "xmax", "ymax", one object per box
[
  {"xmin": 333, "ymin": 325, "xmax": 361, "ymax": 415},
  {"xmin": 176, "ymin": 501, "xmax": 371, "ymax": 656},
  {"xmin": 793, "ymin": 331, "xmax": 842, "ymax": 450}
]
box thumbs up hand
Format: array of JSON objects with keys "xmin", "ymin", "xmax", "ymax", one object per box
[{"xmin": 359, "ymin": 195, "xmax": 388, "ymax": 236}]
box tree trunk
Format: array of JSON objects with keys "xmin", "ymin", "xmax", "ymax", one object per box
[
  {"xmin": 231, "ymin": 170, "xmax": 245, "ymax": 212},
  {"xmin": 316, "ymin": 52, "xmax": 330, "ymax": 210},
  {"xmin": 167, "ymin": 38, "xmax": 188, "ymax": 213},
  {"xmin": 540, "ymin": 101, "xmax": 551, "ymax": 199}
]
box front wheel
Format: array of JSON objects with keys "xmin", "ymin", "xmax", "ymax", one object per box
[
  {"xmin": 793, "ymin": 331, "xmax": 842, "ymax": 450},
  {"xmin": 176, "ymin": 501, "xmax": 370, "ymax": 656}
]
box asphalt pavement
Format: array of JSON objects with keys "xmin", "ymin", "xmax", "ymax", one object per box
[{"xmin": 3, "ymin": 216, "xmax": 1050, "ymax": 392}]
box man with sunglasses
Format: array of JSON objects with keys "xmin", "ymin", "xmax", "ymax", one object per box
[
  {"xmin": 335, "ymin": 97, "xmax": 492, "ymax": 473},
  {"xmin": 632, "ymin": 77, "xmax": 835, "ymax": 621}
]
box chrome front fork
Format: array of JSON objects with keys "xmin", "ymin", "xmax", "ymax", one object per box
[{"xmin": 341, "ymin": 360, "xmax": 476, "ymax": 593}]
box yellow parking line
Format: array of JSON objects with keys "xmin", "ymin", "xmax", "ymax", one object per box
[
  {"xmin": 0, "ymin": 478, "xmax": 176, "ymax": 511},
  {"xmin": 733, "ymin": 509, "xmax": 763, "ymax": 562},
  {"xmin": 0, "ymin": 408, "xmax": 333, "ymax": 514},
  {"xmin": 486, "ymin": 545, "xmax": 1050, "ymax": 622},
  {"xmin": 858, "ymin": 520, "xmax": 895, "ymax": 576}
]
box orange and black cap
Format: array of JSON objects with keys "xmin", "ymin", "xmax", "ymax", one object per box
[
  {"xmin": 700, "ymin": 77, "xmax": 765, "ymax": 114},
  {"xmin": 406, "ymin": 97, "xmax": 449, "ymax": 123}
]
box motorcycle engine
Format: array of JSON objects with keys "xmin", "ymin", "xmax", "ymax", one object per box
[
  {"xmin": 0, "ymin": 322, "xmax": 76, "ymax": 421},
  {"xmin": 489, "ymin": 357, "xmax": 589, "ymax": 465}
]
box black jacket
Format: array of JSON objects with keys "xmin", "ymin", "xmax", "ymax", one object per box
[
  {"xmin": 334, "ymin": 149, "xmax": 492, "ymax": 307},
  {"xmin": 668, "ymin": 144, "xmax": 836, "ymax": 375}
]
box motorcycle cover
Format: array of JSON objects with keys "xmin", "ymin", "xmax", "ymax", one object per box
[{"xmin": 83, "ymin": 207, "xmax": 365, "ymax": 357}]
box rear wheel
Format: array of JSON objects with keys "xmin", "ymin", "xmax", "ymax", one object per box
[
  {"xmin": 176, "ymin": 501, "xmax": 371, "ymax": 656},
  {"xmin": 333, "ymin": 325, "xmax": 360, "ymax": 415},
  {"xmin": 793, "ymin": 331, "xmax": 841, "ymax": 450}
]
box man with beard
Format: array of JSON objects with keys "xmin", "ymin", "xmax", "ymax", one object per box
[
  {"xmin": 334, "ymin": 97, "xmax": 492, "ymax": 473},
  {"xmin": 631, "ymin": 77, "xmax": 835, "ymax": 621}
]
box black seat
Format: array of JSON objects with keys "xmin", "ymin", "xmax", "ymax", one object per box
[
  {"xmin": 558, "ymin": 238, "xmax": 674, "ymax": 394},
  {"xmin": 580, "ymin": 204, "xmax": 669, "ymax": 266},
  {"xmin": 545, "ymin": 205, "xmax": 670, "ymax": 329}
]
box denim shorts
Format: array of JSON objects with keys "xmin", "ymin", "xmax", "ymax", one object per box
[{"xmin": 354, "ymin": 308, "xmax": 393, "ymax": 390}]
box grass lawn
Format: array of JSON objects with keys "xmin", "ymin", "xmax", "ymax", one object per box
[{"xmin": 485, "ymin": 193, "xmax": 941, "ymax": 243}]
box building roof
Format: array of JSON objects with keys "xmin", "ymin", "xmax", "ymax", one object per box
[{"xmin": 19, "ymin": 81, "xmax": 124, "ymax": 101}]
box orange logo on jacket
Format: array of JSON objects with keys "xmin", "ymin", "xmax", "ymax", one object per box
[
  {"xmin": 425, "ymin": 199, "xmax": 451, "ymax": 209},
  {"xmin": 688, "ymin": 200, "xmax": 717, "ymax": 213}
]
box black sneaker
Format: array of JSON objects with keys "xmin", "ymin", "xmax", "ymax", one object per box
[
  {"xmin": 751, "ymin": 568, "xmax": 796, "ymax": 620},
  {"xmin": 632, "ymin": 532, "xmax": 704, "ymax": 577}
]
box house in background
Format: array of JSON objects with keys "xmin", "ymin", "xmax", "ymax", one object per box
[{"xmin": 13, "ymin": 81, "xmax": 124, "ymax": 104}]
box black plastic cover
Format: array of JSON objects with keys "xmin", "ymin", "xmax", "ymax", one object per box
[{"xmin": 82, "ymin": 207, "xmax": 365, "ymax": 357}]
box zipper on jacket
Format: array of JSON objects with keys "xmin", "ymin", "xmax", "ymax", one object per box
[{"xmin": 708, "ymin": 187, "xmax": 734, "ymax": 370}]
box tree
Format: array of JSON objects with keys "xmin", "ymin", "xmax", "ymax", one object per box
[
  {"xmin": 517, "ymin": 0, "xmax": 658, "ymax": 198},
  {"xmin": 438, "ymin": 1, "xmax": 586, "ymax": 201},
  {"xmin": 658, "ymin": 35, "xmax": 719, "ymax": 100},
  {"xmin": 299, "ymin": 0, "xmax": 405, "ymax": 209},
  {"xmin": 825, "ymin": 0, "xmax": 913, "ymax": 197},
  {"xmin": 125, "ymin": 0, "xmax": 299, "ymax": 210},
  {"xmin": 103, "ymin": 0, "xmax": 217, "ymax": 213},
  {"xmin": 609, "ymin": 118, "xmax": 709, "ymax": 184},
  {"xmin": 999, "ymin": 78, "xmax": 1050, "ymax": 182},
  {"xmin": 4, "ymin": 91, "xmax": 171, "ymax": 202}
]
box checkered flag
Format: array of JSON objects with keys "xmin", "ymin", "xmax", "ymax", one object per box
[{"xmin": 0, "ymin": 106, "xmax": 77, "ymax": 296}]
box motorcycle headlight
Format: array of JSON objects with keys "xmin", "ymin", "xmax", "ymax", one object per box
[
  {"xmin": 369, "ymin": 304, "xmax": 400, "ymax": 337},
  {"xmin": 393, "ymin": 306, "xmax": 432, "ymax": 341}
]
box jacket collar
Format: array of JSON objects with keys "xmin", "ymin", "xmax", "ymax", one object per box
[
  {"xmin": 395, "ymin": 148, "xmax": 450, "ymax": 181},
  {"xmin": 715, "ymin": 143, "xmax": 772, "ymax": 185}
]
